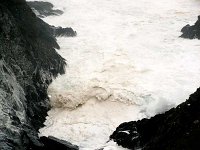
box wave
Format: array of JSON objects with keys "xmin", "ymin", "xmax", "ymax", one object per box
[{"xmin": 38, "ymin": 0, "xmax": 200, "ymax": 149}]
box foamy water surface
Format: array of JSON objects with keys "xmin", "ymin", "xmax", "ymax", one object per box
[{"xmin": 28, "ymin": 0, "xmax": 200, "ymax": 149}]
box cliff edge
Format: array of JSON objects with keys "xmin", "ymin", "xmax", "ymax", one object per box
[{"xmin": 0, "ymin": 0, "xmax": 76, "ymax": 149}]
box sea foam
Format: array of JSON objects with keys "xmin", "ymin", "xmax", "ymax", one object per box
[{"xmin": 28, "ymin": 0, "xmax": 200, "ymax": 149}]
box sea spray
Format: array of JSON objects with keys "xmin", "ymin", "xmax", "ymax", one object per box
[{"xmin": 30, "ymin": 0, "xmax": 200, "ymax": 149}]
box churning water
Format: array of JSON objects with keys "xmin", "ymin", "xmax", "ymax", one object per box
[{"xmin": 29, "ymin": 0, "xmax": 200, "ymax": 149}]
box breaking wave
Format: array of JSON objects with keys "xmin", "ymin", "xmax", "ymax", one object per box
[{"xmin": 31, "ymin": 0, "xmax": 200, "ymax": 149}]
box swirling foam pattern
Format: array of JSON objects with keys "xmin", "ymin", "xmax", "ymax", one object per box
[{"xmin": 27, "ymin": 0, "xmax": 200, "ymax": 149}]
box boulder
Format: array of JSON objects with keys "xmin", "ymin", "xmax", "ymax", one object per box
[{"xmin": 180, "ymin": 16, "xmax": 200, "ymax": 39}]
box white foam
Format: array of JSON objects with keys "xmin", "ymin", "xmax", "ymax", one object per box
[{"xmin": 31, "ymin": 0, "xmax": 200, "ymax": 149}]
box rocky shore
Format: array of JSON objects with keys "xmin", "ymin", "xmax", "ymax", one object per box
[
  {"xmin": 27, "ymin": 1, "xmax": 64, "ymax": 18},
  {"xmin": 110, "ymin": 16, "xmax": 200, "ymax": 150},
  {"xmin": 1, "ymin": 0, "xmax": 200, "ymax": 150},
  {"xmin": 0, "ymin": 0, "xmax": 76, "ymax": 149},
  {"xmin": 110, "ymin": 19, "xmax": 200, "ymax": 148},
  {"xmin": 110, "ymin": 87, "xmax": 200, "ymax": 149}
]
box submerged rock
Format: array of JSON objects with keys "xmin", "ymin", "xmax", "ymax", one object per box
[
  {"xmin": 0, "ymin": 0, "xmax": 76, "ymax": 149},
  {"xmin": 27, "ymin": 1, "xmax": 63, "ymax": 18},
  {"xmin": 110, "ymin": 88, "xmax": 200, "ymax": 150},
  {"xmin": 180, "ymin": 16, "xmax": 200, "ymax": 39}
]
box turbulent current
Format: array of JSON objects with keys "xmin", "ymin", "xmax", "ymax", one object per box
[{"xmin": 30, "ymin": 0, "xmax": 200, "ymax": 149}]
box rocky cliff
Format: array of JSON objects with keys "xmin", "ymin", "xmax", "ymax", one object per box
[{"xmin": 0, "ymin": 0, "xmax": 76, "ymax": 149}]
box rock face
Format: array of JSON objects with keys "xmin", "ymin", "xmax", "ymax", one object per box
[
  {"xmin": 0, "ymin": 0, "xmax": 76, "ymax": 149},
  {"xmin": 110, "ymin": 88, "xmax": 200, "ymax": 150},
  {"xmin": 181, "ymin": 16, "xmax": 200, "ymax": 39},
  {"xmin": 27, "ymin": 1, "xmax": 63, "ymax": 18}
]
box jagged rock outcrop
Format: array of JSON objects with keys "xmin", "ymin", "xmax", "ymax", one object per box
[
  {"xmin": 0, "ymin": 0, "xmax": 76, "ymax": 149},
  {"xmin": 181, "ymin": 16, "xmax": 200, "ymax": 39},
  {"xmin": 27, "ymin": 1, "xmax": 63, "ymax": 18},
  {"xmin": 110, "ymin": 88, "xmax": 200, "ymax": 150},
  {"xmin": 28, "ymin": 1, "xmax": 77, "ymax": 37}
]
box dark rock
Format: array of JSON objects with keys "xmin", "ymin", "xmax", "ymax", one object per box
[
  {"xmin": 33, "ymin": 136, "xmax": 79, "ymax": 150},
  {"xmin": 10, "ymin": 0, "xmax": 26, "ymax": 4},
  {"xmin": 27, "ymin": 1, "xmax": 63, "ymax": 18},
  {"xmin": 53, "ymin": 26, "xmax": 77, "ymax": 37},
  {"xmin": 180, "ymin": 16, "xmax": 200, "ymax": 39},
  {"xmin": 27, "ymin": 1, "xmax": 76, "ymax": 37},
  {"xmin": 36, "ymin": 21, "xmax": 76, "ymax": 38},
  {"xmin": 0, "ymin": 0, "xmax": 75, "ymax": 149},
  {"xmin": 110, "ymin": 88, "xmax": 200, "ymax": 150}
]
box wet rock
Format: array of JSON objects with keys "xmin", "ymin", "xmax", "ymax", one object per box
[
  {"xmin": 53, "ymin": 26, "xmax": 77, "ymax": 37},
  {"xmin": 180, "ymin": 16, "xmax": 200, "ymax": 39},
  {"xmin": 110, "ymin": 88, "xmax": 200, "ymax": 150},
  {"xmin": 33, "ymin": 136, "xmax": 79, "ymax": 150},
  {"xmin": 0, "ymin": 0, "xmax": 75, "ymax": 149},
  {"xmin": 27, "ymin": 1, "xmax": 63, "ymax": 18},
  {"xmin": 37, "ymin": 21, "xmax": 76, "ymax": 38},
  {"xmin": 27, "ymin": 1, "xmax": 76, "ymax": 37}
]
